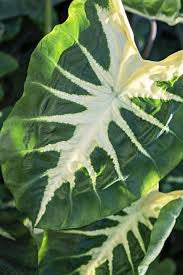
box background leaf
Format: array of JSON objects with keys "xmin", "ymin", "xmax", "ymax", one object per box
[
  {"xmin": 124, "ymin": 0, "xmax": 183, "ymax": 26},
  {"xmin": 0, "ymin": 18, "xmax": 22, "ymax": 43},
  {"xmin": 0, "ymin": 183, "xmax": 38, "ymax": 275},
  {"xmin": 0, "ymin": 52, "xmax": 18, "ymax": 78},
  {"xmin": 147, "ymin": 258, "xmax": 176, "ymax": 275},
  {"xmin": 0, "ymin": 0, "xmax": 67, "ymax": 20}
]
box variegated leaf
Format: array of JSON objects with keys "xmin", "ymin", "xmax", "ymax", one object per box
[
  {"xmin": 39, "ymin": 190, "xmax": 183, "ymax": 275},
  {"xmin": 0, "ymin": 0, "xmax": 183, "ymax": 230},
  {"xmin": 124, "ymin": 0, "xmax": 183, "ymax": 26}
]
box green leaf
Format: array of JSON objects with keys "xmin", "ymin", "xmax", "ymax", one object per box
[
  {"xmin": 0, "ymin": 0, "xmax": 64, "ymax": 32},
  {"xmin": 38, "ymin": 191, "xmax": 183, "ymax": 275},
  {"xmin": 0, "ymin": 0, "xmax": 67, "ymax": 20},
  {"xmin": 0, "ymin": 184, "xmax": 38, "ymax": 275},
  {"xmin": 0, "ymin": 85, "xmax": 4, "ymax": 101},
  {"xmin": 147, "ymin": 258, "xmax": 176, "ymax": 275},
  {"xmin": 0, "ymin": 18, "xmax": 22, "ymax": 43},
  {"xmin": 124, "ymin": 0, "xmax": 183, "ymax": 26},
  {"xmin": 165, "ymin": 161, "xmax": 183, "ymax": 188},
  {"xmin": 0, "ymin": 107, "xmax": 12, "ymax": 130},
  {"xmin": 161, "ymin": 161, "xmax": 183, "ymax": 230},
  {"xmin": 0, "ymin": 0, "xmax": 183, "ymax": 230},
  {"xmin": 0, "ymin": 52, "xmax": 18, "ymax": 78}
]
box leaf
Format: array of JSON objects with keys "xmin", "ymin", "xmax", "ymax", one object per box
[
  {"xmin": 0, "ymin": 18, "xmax": 22, "ymax": 43},
  {"xmin": 0, "ymin": 0, "xmax": 183, "ymax": 230},
  {"xmin": 0, "ymin": 0, "xmax": 64, "ymax": 32},
  {"xmin": 0, "ymin": 52, "xmax": 18, "ymax": 78},
  {"xmin": 0, "ymin": 0, "xmax": 67, "ymax": 20},
  {"xmin": 165, "ymin": 161, "xmax": 183, "ymax": 187},
  {"xmin": 0, "ymin": 84, "xmax": 4, "ymax": 101},
  {"xmin": 131, "ymin": 17, "xmax": 150, "ymax": 53},
  {"xmin": 123, "ymin": 0, "xmax": 183, "ymax": 26},
  {"xmin": 38, "ymin": 190, "xmax": 183, "ymax": 275},
  {"xmin": 0, "ymin": 107, "xmax": 12, "ymax": 129},
  {"xmin": 161, "ymin": 161, "xmax": 183, "ymax": 230},
  {"xmin": 147, "ymin": 258, "xmax": 176, "ymax": 275},
  {"xmin": 0, "ymin": 184, "xmax": 38, "ymax": 275}
]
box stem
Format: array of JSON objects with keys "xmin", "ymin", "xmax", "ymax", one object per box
[
  {"xmin": 44, "ymin": 0, "xmax": 52, "ymax": 35},
  {"xmin": 143, "ymin": 20, "xmax": 157, "ymax": 59}
]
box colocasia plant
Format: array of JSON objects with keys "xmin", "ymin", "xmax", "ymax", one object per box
[{"xmin": 0, "ymin": 0, "xmax": 183, "ymax": 274}]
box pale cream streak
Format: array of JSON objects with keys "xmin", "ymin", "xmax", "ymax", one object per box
[
  {"xmin": 132, "ymin": 226, "xmax": 146, "ymax": 253},
  {"xmin": 52, "ymin": 58, "xmax": 108, "ymax": 96},
  {"xmin": 27, "ymin": 113, "xmax": 86, "ymax": 126},
  {"xmin": 119, "ymin": 97, "xmax": 170, "ymax": 133},
  {"xmin": 108, "ymin": 254, "xmax": 113, "ymax": 275},
  {"xmin": 78, "ymin": 43, "xmax": 113, "ymax": 88},
  {"xmin": 96, "ymin": 5, "xmax": 138, "ymax": 84},
  {"xmin": 117, "ymin": 48, "xmax": 144, "ymax": 91},
  {"xmin": 38, "ymin": 141, "xmax": 69, "ymax": 153},
  {"xmin": 64, "ymin": 191, "xmax": 183, "ymax": 275},
  {"xmin": 167, "ymin": 176, "xmax": 183, "ymax": 183},
  {"xmin": 84, "ymin": 157, "xmax": 97, "ymax": 191},
  {"xmin": 30, "ymin": 81, "xmax": 93, "ymax": 106},
  {"xmin": 0, "ymin": 227, "xmax": 15, "ymax": 241},
  {"xmin": 110, "ymin": 0, "xmax": 137, "ymax": 48},
  {"xmin": 97, "ymin": 3, "xmax": 143, "ymax": 91},
  {"xmin": 103, "ymin": 177, "xmax": 125, "ymax": 190},
  {"xmin": 112, "ymin": 101, "xmax": 150, "ymax": 158},
  {"xmin": 96, "ymin": 124, "xmax": 124, "ymax": 181},
  {"xmin": 111, "ymin": 1, "xmax": 144, "ymax": 90},
  {"xmin": 126, "ymin": 87, "xmax": 183, "ymax": 103}
]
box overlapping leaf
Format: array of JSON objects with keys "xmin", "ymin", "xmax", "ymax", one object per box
[
  {"xmin": 147, "ymin": 258, "xmax": 176, "ymax": 275},
  {"xmin": 0, "ymin": 0, "xmax": 183, "ymax": 230},
  {"xmin": 165, "ymin": 161, "xmax": 183, "ymax": 187},
  {"xmin": 0, "ymin": 184, "xmax": 38, "ymax": 275},
  {"xmin": 0, "ymin": 0, "xmax": 66, "ymax": 20},
  {"xmin": 0, "ymin": 51, "xmax": 18, "ymax": 78},
  {"xmin": 0, "ymin": 18, "xmax": 22, "ymax": 43},
  {"xmin": 124, "ymin": 0, "xmax": 183, "ymax": 26},
  {"xmin": 39, "ymin": 191, "xmax": 183, "ymax": 275},
  {"xmin": 161, "ymin": 161, "xmax": 183, "ymax": 230}
]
